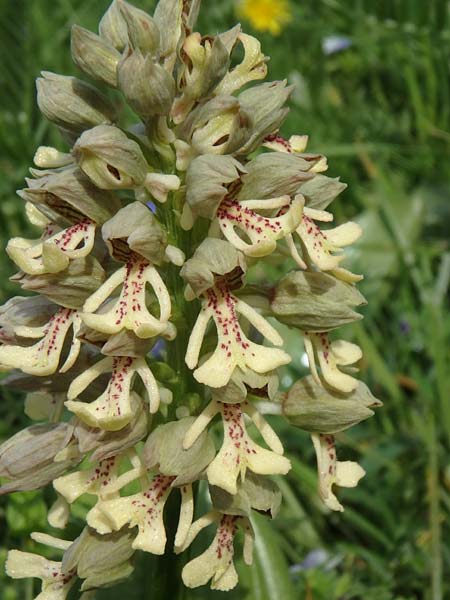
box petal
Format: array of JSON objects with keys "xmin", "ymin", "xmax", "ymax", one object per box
[
  {"xmin": 193, "ymin": 346, "xmax": 237, "ymax": 388},
  {"xmin": 244, "ymin": 402, "xmax": 284, "ymax": 454},
  {"xmin": 185, "ymin": 308, "xmax": 211, "ymax": 369},
  {"xmin": 183, "ymin": 399, "xmax": 220, "ymax": 449},
  {"xmin": 174, "ymin": 485, "xmax": 194, "ymax": 553}
]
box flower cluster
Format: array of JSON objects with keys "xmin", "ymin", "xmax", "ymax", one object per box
[{"xmin": 0, "ymin": 0, "xmax": 380, "ymax": 595}]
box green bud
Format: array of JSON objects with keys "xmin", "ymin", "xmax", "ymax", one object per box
[
  {"xmin": 298, "ymin": 174, "xmax": 348, "ymax": 210},
  {"xmin": 210, "ymin": 472, "xmax": 281, "ymax": 518},
  {"xmin": 185, "ymin": 154, "xmax": 244, "ymax": 219},
  {"xmin": 119, "ymin": 0, "xmax": 160, "ymax": 55},
  {"xmin": 101, "ymin": 201, "xmax": 167, "ymax": 264},
  {"xmin": 144, "ymin": 417, "xmax": 215, "ymax": 485},
  {"xmin": 283, "ymin": 376, "xmax": 382, "ymax": 434},
  {"xmin": 20, "ymin": 167, "xmax": 121, "ymax": 225},
  {"xmin": 271, "ymin": 270, "xmax": 366, "ymax": 331},
  {"xmin": 73, "ymin": 125, "xmax": 149, "ymax": 189},
  {"xmin": 0, "ymin": 423, "xmax": 79, "ymax": 495},
  {"xmin": 62, "ymin": 527, "xmax": 135, "ymax": 590},
  {"xmin": 180, "ymin": 238, "xmax": 246, "ymax": 298},
  {"xmin": 153, "ymin": 0, "xmax": 183, "ymax": 69},
  {"xmin": 71, "ymin": 25, "xmax": 121, "ymax": 88},
  {"xmin": 14, "ymin": 256, "xmax": 106, "ymax": 309},
  {"xmin": 118, "ymin": 49, "xmax": 175, "ymax": 119},
  {"xmin": 238, "ymin": 152, "xmax": 315, "ymax": 201},
  {"xmin": 36, "ymin": 72, "xmax": 117, "ymax": 133},
  {"xmin": 99, "ymin": 0, "xmax": 129, "ymax": 51}
]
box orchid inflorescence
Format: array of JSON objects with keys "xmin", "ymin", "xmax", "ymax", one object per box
[{"xmin": 0, "ymin": 0, "xmax": 380, "ymax": 595}]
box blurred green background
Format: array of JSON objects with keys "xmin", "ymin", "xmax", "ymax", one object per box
[{"xmin": 1, "ymin": 0, "xmax": 450, "ymax": 599}]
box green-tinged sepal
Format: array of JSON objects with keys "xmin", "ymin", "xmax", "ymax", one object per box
[
  {"xmin": 283, "ymin": 376, "xmax": 382, "ymax": 434},
  {"xmin": 21, "ymin": 167, "xmax": 121, "ymax": 224},
  {"xmin": 0, "ymin": 295, "xmax": 55, "ymax": 344},
  {"xmin": 180, "ymin": 238, "xmax": 246, "ymax": 299},
  {"xmin": 62, "ymin": 527, "xmax": 135, "ymax": 590},
  {"xmin": 71, "ymin": 25, "xmax": 121, "ymax": 88},
  {"xmin": 213, "ymin": 368, "xmax": 279, "ymax": 404},
  {"xmin": 36, "ymin": 72, "xmax": 117, "ymax": 133},
  {"xmin": 73, "ymin": 124, "xmax": 149, "ymax": 189},
  {"xmin": 101, "ymin": 330, "xmax": 154, "ymax": 358},
  {"xmin": 177, "ymin": 95, "xmax": 251, "ymax": 155},
  {"xmin": 237, "ymin": 80, "xmax": 292, "ymax": 154},
  {"xmin": 238, "ymin": 152, "xmax": 317, "ymax": 200},
  {"xmin": 271, "ymin": 270, "xmax": 366, "ymax": 331},
  {"xmin": 102, "ymin": 201, "xmax": 167, "ymax": 264},
  {"xmin": 118, "ymin": 49, "xmax": 175, "ymax": 119},
  {"xmin": 185, "ymin": 154, "xmax": 244, "ymax": 220},
  {"xmin": 210, "ymin": 472, "xmax": 281, "ymax": 518},
  {"xmin": 15, "ymin": 256, "xmax": 106, "ymax": 309},
  {"xmin": 74, "ymin": 394, "xmax": 148, "ymax": 462},
  {"xmin": 144, "ymin": 417, "xmax": 215, "ymax": 485},
  {"xmin": 0, "ymin": 423, "xmax": 79, "ymax": 495},
  {"xmin": 298, "ymin": 174, "xmax": 348, "ymax": 210}
]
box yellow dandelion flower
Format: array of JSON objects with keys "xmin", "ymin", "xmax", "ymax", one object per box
[{"xmin": 236, "ymin": 0, "xmax": 292, "ymax": 36}]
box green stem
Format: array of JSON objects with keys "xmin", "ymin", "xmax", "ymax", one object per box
[{"xmin": 428, "ymin": 415, "xmax": 442, "ymax": 600}]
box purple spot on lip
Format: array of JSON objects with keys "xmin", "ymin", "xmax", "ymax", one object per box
[{"xmin": 146, "ymin": 201, "xmax": 157, "ymax": 213}]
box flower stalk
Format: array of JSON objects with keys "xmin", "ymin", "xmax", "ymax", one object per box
[{"xmin": 0, "ymin": 0, "xmax": 380, "ymax": 595}]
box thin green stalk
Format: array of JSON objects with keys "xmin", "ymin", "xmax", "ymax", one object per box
[{"xmin": 427, "ymin": 415, "xmax": 442, "ymax": 600}]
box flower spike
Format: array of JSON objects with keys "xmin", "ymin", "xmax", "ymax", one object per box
[{"xmin": 1, "ymin": 0, "xmax": 377, "ymax": 594}]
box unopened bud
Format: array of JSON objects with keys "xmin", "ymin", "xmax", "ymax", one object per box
[
  {"xmin": 71, "ymin": 25, "xmax": 121, "ymax": 88},
  {"xmin": 0, "ymin": 423, "xmax": 77, "ymax": 494},
  {"xmin": 118, "ymin": 49, "xmax": 175, "ymax": 119},
  {"xmin": 119, "ymin": 0, "xmax": 160, "ymax": 55},
  {"xmin": 36, "ymin": 72, "xmax": 117, "ymax": 133},
  {"xmin": 99, "ymin": 0, "xmax": 129, "ymax": 51}
]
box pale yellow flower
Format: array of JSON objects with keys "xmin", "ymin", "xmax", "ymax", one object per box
[{"xmin": 236, "ymin": 0, "xmax": 292, "ymax": 36}]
